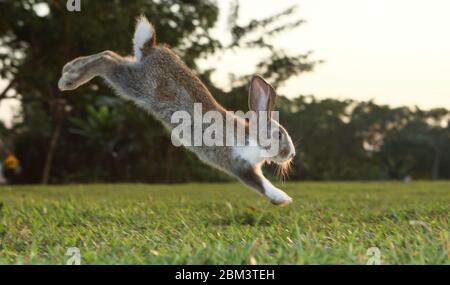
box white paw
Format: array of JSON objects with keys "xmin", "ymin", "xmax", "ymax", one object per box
[
  {"xmin": 269, "ymin": 192, "xmax": 293, "ymax": 206},
  {"xmin": 262, "ymin": 179, "xmax": 293, "ymax": 206}
]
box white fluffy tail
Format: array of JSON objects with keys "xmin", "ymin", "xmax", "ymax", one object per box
[{"xmin": 133, "ymin": 16, "xmax": 155, "ymax": 61}]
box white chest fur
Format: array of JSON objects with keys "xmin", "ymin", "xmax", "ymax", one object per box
[{"xmin": 232, "ymin": 140, "xmax": 264, "ymax": 166}]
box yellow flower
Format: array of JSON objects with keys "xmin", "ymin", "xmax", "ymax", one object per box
[{"xmin": 4, "ymin": 154, "xmax": 20, "ymax": 170}]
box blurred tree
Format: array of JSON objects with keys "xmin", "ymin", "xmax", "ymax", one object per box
[
  {"xmin": 0, "ymin": 1, "xmax": 448, "ymax": 183},
  {"xmin": 0, "ymin": 0, "xmax": 219, "ymax": 183},
  {"xmin": 417, "ymin": 108, "xmax": 450, "ymax": 180},
  {"xmin": 0, "ymin": 0, "xmax": 317, "ymax": 183}
]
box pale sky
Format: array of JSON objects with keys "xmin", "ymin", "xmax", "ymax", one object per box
[
  {"xmin": 203, "ymin": 0, "xmax": 450, "ymax": 109},
  {"xmin": 1, "ymin": 0, "xmax": 449, "ymax": 126}
]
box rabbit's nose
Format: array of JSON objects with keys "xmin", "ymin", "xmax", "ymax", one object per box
[{"xmin": 289, "ymin": 152, "xmax": 295, "ymax": 159}]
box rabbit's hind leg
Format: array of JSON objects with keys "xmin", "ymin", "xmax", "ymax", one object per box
[{"xmin": 58, "ymin": 50, "xmax": 121, "ymax": 91}]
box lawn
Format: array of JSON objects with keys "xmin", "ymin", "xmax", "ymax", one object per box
[{"xmin": 0, "ymin": 182, "xmax": 448, "ymax": 264}]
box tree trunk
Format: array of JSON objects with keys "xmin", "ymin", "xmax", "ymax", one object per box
[
  {"xmin": 41, "ymin": 99, "xmax": 66, "ymax": 184},
  {"xmin": 431, "ymin": 149, "xmax": 441, "ymax": 180},
  {"xmin": 0, "ymin": 79, "xmax": 15, "ymax": 100},
  {"xmin": 164, "ymin": 144, "xmax": 174, "ymax": 183}
]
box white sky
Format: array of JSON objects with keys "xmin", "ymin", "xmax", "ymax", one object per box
[
  {"xmin": 1, "ymin": 0, "xmax": 450, "ymax": 126},
  {"xmin": 203, "ymin": 0, "xmax": 450, "ymax": 109}
]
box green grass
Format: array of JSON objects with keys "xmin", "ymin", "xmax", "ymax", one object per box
[{"xmin": 0, "ymin": 182, "xmax": 448, "ymax": 264}]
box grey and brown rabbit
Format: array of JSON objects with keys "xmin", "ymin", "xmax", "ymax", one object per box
[{"xmin": 58, "ymin": 16, "xmax": 296, "ymax": 206}]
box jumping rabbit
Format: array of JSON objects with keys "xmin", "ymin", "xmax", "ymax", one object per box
[{"xmin": 58, "ymin": 16, "xmax": 296, "ymax": 206}]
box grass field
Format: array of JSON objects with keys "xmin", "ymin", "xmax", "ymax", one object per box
[{"xmin": 0, "ymin": 182, "xmax": 448, "ymax": 264}]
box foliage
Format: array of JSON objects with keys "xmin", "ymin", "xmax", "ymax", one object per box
[{"xmin": 0, "ymin": 1, "xmax": 449, "ymax": 183}]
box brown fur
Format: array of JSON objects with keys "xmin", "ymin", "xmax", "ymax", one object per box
[{"xmin": 58, "ymin": 16, "xmax": 296, "ymax": 206}]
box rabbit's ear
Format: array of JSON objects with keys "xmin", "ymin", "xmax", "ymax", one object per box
[{"xmin": 248, "ymin": 74, "xmax": 277, "ymax": 117}]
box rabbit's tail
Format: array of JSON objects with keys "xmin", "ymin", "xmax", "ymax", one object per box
[{"xmin": 133, "ymin": 16, "xmax": 156, "ymax": 61}]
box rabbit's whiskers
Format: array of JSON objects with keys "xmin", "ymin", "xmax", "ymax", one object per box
[{"xmin": 275, "ymin": 159, "xmax": 293, "ymax": 182}]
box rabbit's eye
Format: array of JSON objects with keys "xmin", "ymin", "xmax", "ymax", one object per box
[{"xmin": 272, "ymin": 131, "xmax": 282, "ymax": 140}]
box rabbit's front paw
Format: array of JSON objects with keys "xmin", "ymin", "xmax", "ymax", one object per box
[
  {"xmin": 270, "ymin": 195, "xmax": 293, "ymax": 207},
  {"xmin": 265, "ymin": 185, "xmax": 293, "ymax": 206}
]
